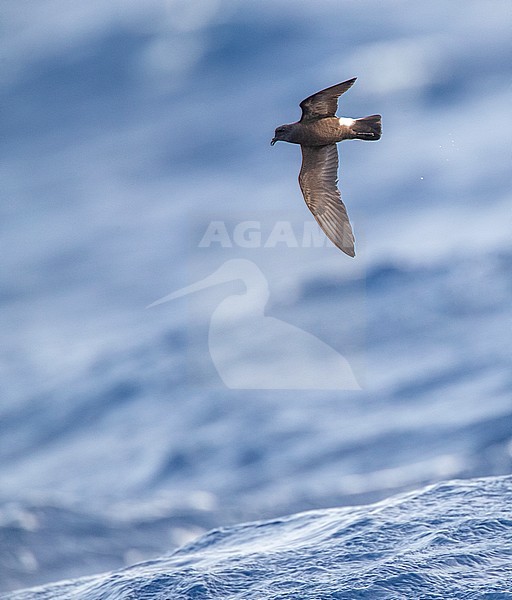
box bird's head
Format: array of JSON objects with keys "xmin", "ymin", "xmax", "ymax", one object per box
[{"xmin": 271, "ymin": 124, "xmax": 294, "ymax": 145}]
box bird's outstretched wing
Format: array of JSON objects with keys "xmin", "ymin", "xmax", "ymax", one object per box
[
  {"xmin": 300, "ymin": 77, "xmax": 357, "ymax": 122},
  {"xmin": 298, "ymin": 144, "xmax": 355, "ymax": 257}
]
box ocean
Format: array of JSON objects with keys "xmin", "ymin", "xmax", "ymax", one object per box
[{"xmin": 1, "ymin": 0, "xmax": 511, "ymax": 597}]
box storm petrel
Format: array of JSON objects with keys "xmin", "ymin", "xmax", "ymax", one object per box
[{"xmin": 271, "ymin": 77, "xmax": 381, "ymax": 257}]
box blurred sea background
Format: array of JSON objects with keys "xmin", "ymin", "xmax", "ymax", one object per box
[{"xmin": 1, "ymin": 0, "xmax": 511, "ymax": 597}]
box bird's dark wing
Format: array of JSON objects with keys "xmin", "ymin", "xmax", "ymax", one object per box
[
  {"xmin": 299, "ymin": 77, "xmax": 357, "ymax": 122},
  {"xmin": 298, "ymin": 144, "xmax": 355, "ymax": 256}
]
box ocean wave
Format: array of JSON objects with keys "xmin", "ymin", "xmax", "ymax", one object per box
[{"xmin": 3, "ymin": 475, "xmax": 512, "ymax": 599}]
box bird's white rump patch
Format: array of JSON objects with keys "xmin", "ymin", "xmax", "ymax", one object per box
[{"xmin": 338, "ymin": 117, "xmax": 355, "ymax": 127}]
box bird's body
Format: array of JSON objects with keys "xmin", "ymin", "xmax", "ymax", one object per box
[
  {"xmin": 272, "ymin": 117, "xmax": 354, "ymax": 146},
  {"xmin": 271, "ymin": 77, "xmax": 381, "ymax": 257}
]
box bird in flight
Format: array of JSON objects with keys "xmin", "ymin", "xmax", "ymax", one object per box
[{"xmin": 271, "ymin": 77, "xmax": 381, "ymax": 257}]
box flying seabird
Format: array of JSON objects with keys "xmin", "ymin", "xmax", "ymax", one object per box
[{"xmin": 271, "ymin": 77, "xmax": 381, "ymax": 257}]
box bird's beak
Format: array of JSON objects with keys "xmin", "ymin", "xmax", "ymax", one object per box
[
  {"xmin": 270, "ymin": 138, "xmax": 276, "ymax": 146},
  {"xmin": 146, "ymin": 265, "xmax": 234, "ymax": 308}
]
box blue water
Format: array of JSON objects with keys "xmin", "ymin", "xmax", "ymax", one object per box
[
  {"xmin": 1, "ymin": 0, "xmax": 512, "ymax": 597},
  {"xmin": 3, "ymin": 476, "xmax": 512, "ymax": 599}
]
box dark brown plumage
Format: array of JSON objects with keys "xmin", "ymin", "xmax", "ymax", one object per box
[
  {"xmin": 271, "ymin": 77, "xmax": 381, "ymax": 257},
  {"xmin": 299, "ymin": 78, "xmax": 357, "ymax": 122}
]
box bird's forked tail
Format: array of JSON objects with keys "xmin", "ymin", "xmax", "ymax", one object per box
[{"xmin": 350, "ymin": 115, "xmax": 382, "ymax": 141}]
